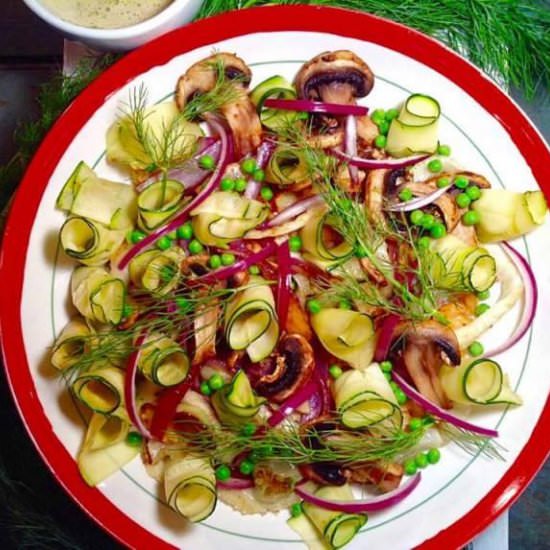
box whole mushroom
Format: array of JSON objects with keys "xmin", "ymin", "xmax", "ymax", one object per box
[{"xmin": 176, "ymin": 52, "xmax": 262, "ymax": 157}]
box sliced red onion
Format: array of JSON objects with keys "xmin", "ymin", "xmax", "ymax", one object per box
[
  {"xmin": 268, "ymin": 379, "xmax": 319, "ymax": 427},
  {"xmin": 217, "ymin": 478, "xmax": 255, "ymax": 490},
  {"xmin": 276, "ymin": 240, "xmax": 292, "ymax": 331},
  {"xmin": 300, "ymin": 389, "xmax": 323, "ymax": 424},
  {"xmin": 392, "ymin": 371, "xmax": 498, "ymax": 438},
  {"xmin": 197, "ymin": 241, "xmax": 277, "ymax": 283},
  {"xmin": 344, "ymin": 115, "xmax": 359, "ymax": 187},
  {"xmin": 374, "ymin": 314, "xmax": 401, "ymax": 362},
  {"xmin": 332, "ymin": 148, "xmax": 429, "ymax": 170},
  {"xmin": 266, "ymin": 195, "xmax": 325, "ymax": 228},
  {"xmin": 385, "ymin": 185, "xmax": 450, "ymax": 212},
  {"xmin": 124, "ymin": 331, "xmax": 153, "ymax": 440},
  {"xmin": 484, "ymin": 242, "xmax": 537, "ymax": 357},
  {"xmin": 295, "ymin": 473, "xmax": 421, "ymax": 512},
  {"xmin": 263, "ymin": 98, "xmax": 368, "ymax": 117},
  {"xmin": 245, "ymin": 141, "xmax": 276, "ymax": 199},
  {"xmin": 118, "ymin": 117, "xmax": 230, "ymax": 270}
]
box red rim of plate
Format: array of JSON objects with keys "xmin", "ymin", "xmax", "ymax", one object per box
[{"xmin": 1, "ymin": 6, "xmax": 549, "ymax": 550}]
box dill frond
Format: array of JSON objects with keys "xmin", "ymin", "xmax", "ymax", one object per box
[{"xmin": 440, "ymin": 424, "xmax": 506, "ymax": 461}]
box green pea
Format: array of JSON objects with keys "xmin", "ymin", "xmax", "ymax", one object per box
[
  {"xmin": 289, "ymin": 235, "xmax": 302, "ymax": 252},
  {"xmin": 339, "ymin": 300, "xmax": 352, "ymax": 310},
  {"xmin": 385, "ymin": 108, "xmax": 399, "ymax": 121},
  {"xmin": 410, "ymin": 210, "xmax": 424, "ymax": 226},
  {"xmin": 156, "ymin": 236, "xmax": 172, "ymax": 250},
  {"xmin": 221, "ymin": 252, "xmax": 236, "ymax": 266},
  {"xmin": 395, "ymin": 389, "xmax": 408, "ymax": 405},
  {"xmin": 200, "ymin": 381, "xmax": 212, "ymax": 396},
  {"xmin": 422, "ymin": 415, "xmax": 435, "ymax": 426},
  {"xmin": 234, "ymin": 177, "xmax": 247, "ymax": 192},
  {"xmin": 468, "ymin": 341, "xmax": 484, "ymax": 357},
  {"xmin": 176, "ymin": 223, "xmax": 193, "ymax": 240},
  {"xmin": 208, "ymin": 373, "xmax": 225, "ymax": 391},
  {"xmin": 329, "ymin": 365, "xmax": 343, "ymax": 379},
  {"xmin": 248, "ymin": 265, "xmax": 261, "ymax": 275},
  {"xmin": 199, "ymin": 154, "xmax": 215, "ymax": 170},
  {"xmin": 241, "ymin": 158, "xmax": 257, "ymax": 175},
  {"xmin": 465, "ymin": 185, "xmax": 481, "ymax": 200},
  {"xmin": 415, "ymin": 453, "xmax": 428, "ymax": 469},
  {"xmin": 377, "ymin": 120, "xmax": 390, "ymax": 135},
  {"xmin": 427, "ymin": 448, "xmax": 441, "ymax": 464},
  {"xmin": 355, "ymin": 245, "xmax": 368, "ymax": 258},
  {"xmin": 374, "ymin": 135, "xmax": 387, "ymax": 148},
  {"xmin": 436, "ymin": 176, "xmax": 450, "ymax": 188},
  {"xmin": 189, "ymin": 239, "xmax": 204, "ymax": 255},
  {"xmin": 437, "ymin": 144, "xmax": 451, "ymax": 156},
  {"xmin": 371, "ymin": 109, "xmax": 385, "ymax": 124},
  {"xmin": 175, "ymin": 297, "xmax": 191, "ymax": 314},
  {"xmin": 398, "ymin": 188, "xmax": 413, "ymax": 202},
  {"xmin": 389, "ymin": 381, "xmax": 399, "ymax": 392},
  {"xmin": 129, "ymin": 230, "xmax": 146, "ymax": 244},
  {"xmin": 475, "ymin": 303, "xmax": 491, "ymax": 316},
  {"xmin": 215, "ymin": 464, "xmax": 231, "ymax": 481},
  {"xmin": 420, "ymin": 213, "xmax": 436, "ymax": 229},
  {"xmin": 291, "ymin": 502, "xmax": 303, "ymax": 517},
  {"xmin": 220, "ymin": 177, "xmax": 235, "ymax": 191},
  {"xmin": 241, "ymin": 422, "xmax": 257, "ymax": 437},
  {"xmin": 462, "ymin": 210, "xmax": 480, "ymax": 226},
  {"xmin": 477, "ymin": 290, "xmax": 490, "ymax": 300},
  {"xmin": 260, "ymin": 186, "xmax": 274, "ymax": 201},
  {"xmin": 209, "ymin": 254, "xmax": 222, "ymax": 269},
  {"xmin": 383, "ymin": 372, "xmax": 392, "ymax": 381},
  {"xmin": 253, "ymin": 168, "xmax": 265, "ymax": 182},
  {"xmin": 427, "ymin": 159, "xmax": 443, "ymax": 173},
  {"xmin": 239, "ymin": 459, "xmax": 255, "ymax": 476},
  {"xmin": 417, "ymin": 236, "xmax": 431, "ymax": 250},
  {"xmin": 454, "ymin": 175, "xmax": 469, "ymax": 189},
  {"xmin": 455, "ymin": 193, "xmax": 471, "ymax": 208},
  {"xmin": 126, "ymin": 431, "xmax": 143, "ymax": 447},
  {"xmin": 307, "ymin": 299, "xmax": 322, "ymax": 314},
  {"xmin": 404, "ymin": 459, "xmax": 417, "ymax": 476},
  {"xmin": 409, "ymin": 418, "xmax": 422, "ymax": 431},
  {"xmin": 430, "ymin": 222, "xmax": 446, "ymax": 239},
  {"xmin": 380, "ymin": 360, "xmax": 393, "ymax": 373}
]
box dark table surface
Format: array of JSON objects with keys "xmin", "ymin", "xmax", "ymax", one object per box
[{"xmin": 0, "ymin": 2, "xmax": 549, "ymax": 549}]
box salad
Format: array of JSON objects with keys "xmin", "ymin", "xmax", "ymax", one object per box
[{"xmin": 51, "ymin": 50, "xmax": 547, "ymax": 549}]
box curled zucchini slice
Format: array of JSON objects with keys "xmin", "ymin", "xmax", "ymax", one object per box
[
  {"xmin": 440, "ymin": 358, "xmax": 522, "ymax": 405},
  {"xmin": 56, "ymin": 162, "xmax": 137, "ymax": 230},
  {"xmin": 211, "ymin": 370, "xmax": 266, "ymax": 426},
  {"xmin": 311, "ymin": 309, "xmax": 375, "ymax": 369},
  {"xmin": 60, "ymin": 216, "xmax": 126, "ymax": 266},
  {"xmin": 288, "ymin": 513, "xmax": 331, "ymax": 550},
  {"xmin": 137, "ymin": 179, "xmax": 186, "ymax": 231},
  {"xmin": 333, "ymin": 364, "xmax": 402, "ymax": 429},
  {"xmin": 138, "ymin": 332, "xmax": 190, "ymax": 387},
  {"xmin": 224, "ymin": 276, "xmax": 279, "ymax": 362},
  {"xmin": 301, "ymin": 211, "xmax": 352, "ymax": 266},
  {"xmin": 72, "ymin": 364, "xmax": 126, "ymax": 419},
  {"xmin": 191, "ymin": 191, "xmax": 269, "ymax": 247},
  {"xmin": 302, "ymin": 484, "xmax": 367, "ymax": 549},
  {"xmin": 51, "ymin": 317, "xmax": 93, "ymax": 371},
  {"xmin": 265, "ymin": 146, "xmax": 309, "ymax": 186},
  {"xmin": 164, "ymin": 455, "xmax": 217, "ymax": 522},
  {"xmin": 129, "ymin": 246, "xmax": 185, "ymax": 296},
  {"xmin": 427, "ymin": 235, "xmax": 496, "ymax": 293},
  {"xmin": 71, "ymin": 266, "xmax": 126, "ymax": 325},
  {"xmin": 77, "ymin": 413, "xmax": 139, "ymax": 487},
  {"xmin": 385, "ymin": 94, "xmax": 440, "ymax": 158},
  {"xmin": 250, "ymin": 75, "xmax": 299, "ymax": 131}
]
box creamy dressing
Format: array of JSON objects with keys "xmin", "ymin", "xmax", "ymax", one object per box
[{"xmin": 40, "ymin": 0, "xmax": 174, "ymax": 29}]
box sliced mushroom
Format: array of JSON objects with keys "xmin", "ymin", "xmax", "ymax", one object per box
[
  {"xmin": 390, "ymin": 320, "xmax": 461, "ymax": 408},
  {"xmin": 365, "ymin": 168, "xmax": 389, "ymax": 224},
  {"xmin": 192, "ymin": 303, "xmax": 219, "ymax": 366},
  {"xmin": 345, "ymin": 461, "xmax": 404, "ymax": 493},
  {"xmin": 254, "ymin": 334, "xmax": 314, "ymax": 403},
  {"xmin": 294, "ymin": 50, "xmax": 377, "ymax": 145},
  {"xmin": 176, "ymin": 52, "xmax": 262, "ymax": 157}
]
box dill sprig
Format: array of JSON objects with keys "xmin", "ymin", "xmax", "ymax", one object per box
[
  {"xmin": 440, "ymin": 424, "xmax": 506, "ymax": 461},
  {"xmin": 195, "ymin": 0, "xmax": 550, "ymax": 99}
]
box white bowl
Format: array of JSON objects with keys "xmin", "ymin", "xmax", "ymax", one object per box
[{"xmin": 22, "ymin": 0, "xmax": 203, "ymax": 51}]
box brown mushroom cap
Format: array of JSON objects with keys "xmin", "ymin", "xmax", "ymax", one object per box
[
  {"xmin": 294, "ymin": 50, "xmax": 375, "ymax": 103},
  {"xmin": 176, "ymin": 52, "xmax": 252, "ymax": 111},
  {"xmin": 254, "ymin": 334, "xmax": 314, "ymax": 403}
]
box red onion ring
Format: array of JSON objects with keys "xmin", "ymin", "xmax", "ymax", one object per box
[
  {"xmin": 263, "ymin": 98, "xmax": 368, "ymax": 116},
  {"xmin": 374, "ymin": 314, "xmax": 401, "ymax": 362},
  {"xmin": 266, "ymin": 195, "xmax": 325, "ymax": 228},
  {"xmin": 276, "ymin": 240, "xmax": 292, "ymax": 331},
  {"xmin": 217, "ymin": 478, "xmax": 255, "ymax": 490},
  {"xmin": 245, "ymin": 141, "xmax": 276, "ymax": 199},
  {"xmin": 385, "ymin": 185, "xmax": 450, "ymax": 212},
  {"xmin": 332, "ymin": 148, "xmax": 429, "ymax": 170},
  {"xmin": 124, "ymin": 331, "xmax": 153, "ymax": 440},
  {"xmin": 295, "ymin": 473, "xmax": 421, "ymax": 512},
  {"xmin": 117, "ymin": 117, "xmax": 230, "ymax": 270},
  {"xmin": 392, "ymin": 371, "xmax": 498, "ymax": 437},
  {"xmin": 484, "ymin": 242, "xmax": 537, "ymax": 357},
  {"xmin": 268, "ymin": 379, "xmax": 319, "ymax": 427}
]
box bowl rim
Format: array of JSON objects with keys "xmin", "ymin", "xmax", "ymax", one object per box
[{"xmin": 22, "ymin": 0, "xmax": 193, "ymax": 38}]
